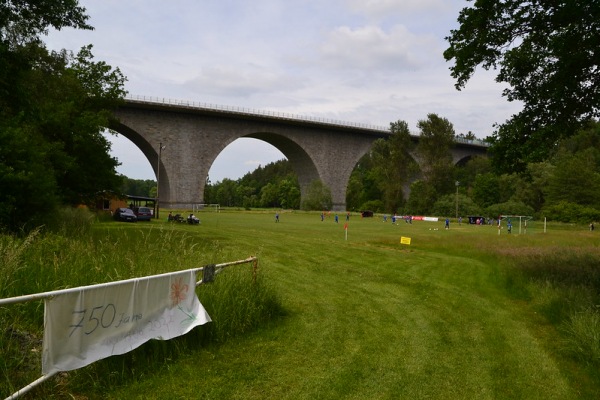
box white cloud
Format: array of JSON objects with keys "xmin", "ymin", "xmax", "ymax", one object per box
[
  {"xmin": 183, "ymin": 65, "xmax": 300, "ymax": 98},
  {"xmin": 319, "ymin": 24, "xmax": 439, "ymax": 71},
  {"xmin": 346, "ymin": 0, "xmax": 452, "ymax": 19}
]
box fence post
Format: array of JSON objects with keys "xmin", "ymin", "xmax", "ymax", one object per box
[{"xmin": 252, "ymin": 258, "xmax": 258, "ymax": 284}]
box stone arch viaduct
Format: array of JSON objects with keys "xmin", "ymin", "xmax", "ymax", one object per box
[{"xmin": 110, "ymin": 96, "xmax": 488, "ymax": 211}]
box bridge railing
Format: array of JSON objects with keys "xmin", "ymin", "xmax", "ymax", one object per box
[
  {"xmin": 454, "ymin": 137, "xmax": 490, "ymax": 147},
  {"xmin": 125, "ymin": 94, "xmax": 391, "ymax": 133},
  {"xmin": 124, "ymin": 94, "xmax": 490, "ymax": 147}
]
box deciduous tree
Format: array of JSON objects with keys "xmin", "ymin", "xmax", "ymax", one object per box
[
  {"xmin": 301, "ymin": 180, "xmax": 332, "ymax": 211},
  {"xmin": 416, "ymin": 114, "xmax": 456, "ymax": 195},
  {"xmin": 546, "ymin": 149, "xmax": 600, "ymax": 207},
  {"xmin": 444, "ymin": 1, "xmax": 600, "ymax": 171},
  {"xmin": 345, "ymin": 153, "xmax": 382, "ymax": 211},
  {"xmin": 370, "ymin": 120, "xmax": 418, "ymax": 212},
  {"xmin": 471, "ymin": 173, "xmax": 500, "ymax": 209},
  {"xmin": 0, "ymin": 1, "xmax": 126, "ymax": 231}
]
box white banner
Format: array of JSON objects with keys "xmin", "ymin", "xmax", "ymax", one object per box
[{"xmin": 42, "ymin": 269, "xmax": 211, "ymax": 375}]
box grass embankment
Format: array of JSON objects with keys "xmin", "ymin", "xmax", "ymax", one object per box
[{"xmin": 2, "ymin": 210, "xmax": 600, "ymax": 399}]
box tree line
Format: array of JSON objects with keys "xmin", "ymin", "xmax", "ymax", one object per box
[
  {"xmin": 204, "ymin": 160, "xmax": 301, "ymax": 209},
  {"xmin": 120, "ymin": 177, "xmax": 157, "ymax": 199}
]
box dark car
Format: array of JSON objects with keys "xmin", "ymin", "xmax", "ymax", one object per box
[
  {"xmin": 114, "ymin": 208, "xmax": 137, "ymax": 222},
  {"xmin": 361, "ymin": 210, "xmax": 374, "ymax": 218},
  {"xmin": 134, "ymin": 206, "xmax": 153, "ymax": 221}
]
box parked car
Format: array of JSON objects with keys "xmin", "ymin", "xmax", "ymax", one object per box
[
  {"xmin": 361, "ymin": 210, "xmax": 374, "ymax": 218},
  {"xmin": 114, "ymin": 208, "xmax": 137, "ymax": 222},
  {"xmin": 134, "ymin": 206, "xmax": 153, "ymax": 221}
]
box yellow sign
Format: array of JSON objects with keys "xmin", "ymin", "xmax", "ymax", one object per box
[{"xmin": 400, "ymin": 236, "xmax": 411, "ymax": 245}]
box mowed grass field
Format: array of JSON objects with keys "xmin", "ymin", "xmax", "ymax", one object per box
[
  {"xmin": 93, "ymin": 211, "xmax": 597, "ymax": 399},
  {"xmin": 4, "ymin": 210, "xmax": 600, "ymax": 399}
]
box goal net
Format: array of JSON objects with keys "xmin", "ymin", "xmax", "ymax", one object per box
[
  {"xmin": 499, "ymin": 215, "xmax": 533, "ymax": 234},
  {"xmin": 193, "ymin": 203, "xmax": 221, "ymax": 213}
]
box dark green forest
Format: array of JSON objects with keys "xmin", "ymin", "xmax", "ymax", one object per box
[
  {"xmin": 120, "ymin": 177, "xmax": 158, "ymax": 198},
  {"xmin": 205, "ymin": 158, "xmax": 300, "ymax": 209}
]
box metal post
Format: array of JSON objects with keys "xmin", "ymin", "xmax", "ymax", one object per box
[
  {"xmin": 156, "ymin": 142, "xmax": 165, "ymax": 219},
  {"xmin": 4, "ymin": 372, "xmax": 57, "ymax": 400},
  {"xmin": 455, "ymin": 181, "xmax": 459, "ymax": 219}
]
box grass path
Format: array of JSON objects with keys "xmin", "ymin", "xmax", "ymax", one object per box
[{"xmin": 99, "ymin": 212, "xmax": 588, "ymax": 399}]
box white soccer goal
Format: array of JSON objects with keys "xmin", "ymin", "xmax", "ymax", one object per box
[
  {"xmin": 193, "ymin": 203, "xmax": 220, "ymax": 213},
  {"xmin": 499, "ymin": 215, "xmax": 533, "ymax": 234}
]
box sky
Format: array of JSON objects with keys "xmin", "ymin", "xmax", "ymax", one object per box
[{"xmin": 44, "ymin": 0, "xmax": 521, "ymax": 182}]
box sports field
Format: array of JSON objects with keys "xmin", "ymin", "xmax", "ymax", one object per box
[{"xmin": 3, "ymin": 210, "xmax": 600, "ymax": 399}]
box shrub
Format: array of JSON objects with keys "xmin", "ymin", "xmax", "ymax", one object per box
[
  {"xmin": 301, "ymin": 180, "xmax": 332, "ymax": 211},
  {"xmin": 541, "ymin": 201, "xmax": 600, "ymax": 223},
  {"xmin": 432, "ymin": 194, "xmax": 482, "ymax": 217},
  {"xmin": 486, "ymin": 200, "xmax": 534, "ymax": 218},
  {"xmin": 360, "ymin": 200, "xmax": 384, "ymax": 213}
]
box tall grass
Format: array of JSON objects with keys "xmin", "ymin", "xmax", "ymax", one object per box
[
  {"xmin": 0, "ymin": 228, "xmax": 44, "ymax": 396},
  {"xmin": 498, "ymin": 246, "xmax": 600, "ymax": 364},
  {"xmin": 198, "ymin": 266, "xmax": 286, "ymax": 344},
  {"xmin": 0, "ymin": 228, "xmax": 41, "ymax": 299},
  {"xmin": 561, "ymin": 308, "xmax": 600, "ymax": 364},
  {"xmin": 64, "ymin": 264, "xmax": 284, "ymax": 398},
  {"xmin": 0, "ymin": 214, "xmax": 284, "ymax": 399},
  {"xmin": 45, "ymin": 207, "xmax": 97, "ymax": 237}
]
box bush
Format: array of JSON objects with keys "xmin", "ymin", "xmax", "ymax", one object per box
[
  {"xmin": 485, "ymin": 200, "xmax": 534, "ymax": 218},
  {"xmin": 541, "ymin": 201, "xmax": 600, "ymax": 223},
  {"xmin": 432, "ymin": 194, "xmax": 482, "ymax": 217},
  {"xmin": 301, "ymin": 180, "xmax": 332, "ymax": 211},
  {"xmin": 360, "ymin": 200, "xmax": 384, "ymax": 213}
]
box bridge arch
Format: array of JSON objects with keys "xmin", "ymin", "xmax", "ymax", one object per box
[
  {"xmin": 109, "ymin": 120, "xmax": 170, "ymax": 196},
  {"xmin": 242, "ymin": 133, "xmax": 319, "ymax": 203}
]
